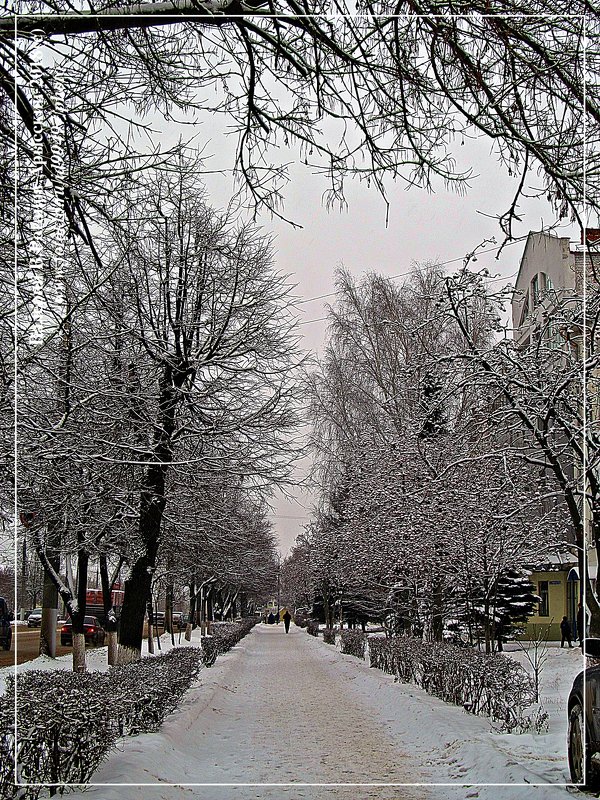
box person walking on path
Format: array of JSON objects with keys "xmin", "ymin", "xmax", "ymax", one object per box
[
  {"xmin": 560, "ymin": 616, "xmax": 573, "ymax": 648},
  {"xmin": 283, "ymin": 609, "xmax": 291, "ymax": 633}
]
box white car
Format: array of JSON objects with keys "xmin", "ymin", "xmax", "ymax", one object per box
[{"xmin": 27, "ymin": 608, "xmax": 42, "ymax": 627}]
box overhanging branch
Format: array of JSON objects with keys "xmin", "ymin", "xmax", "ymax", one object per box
[{"xmin": 1, "ymin": 0, "xmax": 271, "ymax": 36}]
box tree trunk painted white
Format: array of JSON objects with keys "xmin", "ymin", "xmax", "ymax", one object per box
[
  {"xmin": 39, "ymin": 607, "xmax": 57, "ymax": 657},
  {"xmin": 147, "ymin": 624, "xmax": 155, "ymax": 654},
  {"xmin": 107, "ymin": 631, "xmax": 118, "ymax": 665},
  {"xmin": 117, "ymin": 644, "xmax": 141, "ymax": 665},
  {"xmin": 72, "ymin": 633, "xmax": 86, "ymax": 673}
]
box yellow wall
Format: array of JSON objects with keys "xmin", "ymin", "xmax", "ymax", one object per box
[{"xmin": 525, "ymin": 571, "xmax": 570, "ymax": 641}]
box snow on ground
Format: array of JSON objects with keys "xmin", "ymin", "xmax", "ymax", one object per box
[{"xmin": 44, "ymin": 624, "xmax": 583, "ymax": 800}]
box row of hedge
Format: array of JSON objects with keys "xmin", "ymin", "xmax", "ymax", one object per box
[
  {"xmin": 367, "ymin": 636, "xmax": 536, "ymax": 730},
  {"xmin": 308, "ymin": 626, "xmax": 535, "ymax": 730},
  {"xmin": 303, "ymin": 623, "xmax": 366, "ymax": 657},
  {"xmin": 200, "ymin": 617, "xmax": 259, "ymax": 666},
  {"xmin": 1, "ymin": 617, "xmax": 259, "ymax": 799},
  {"xmin": 340, "ymin": 629, "xmax": 366, "ymax": 659}
]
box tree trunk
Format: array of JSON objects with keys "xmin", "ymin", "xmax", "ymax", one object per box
[
  {"xmin": 431, "ymin": 578, "xmax": 444, "ymax": 642},
  {"xmin": 99, "ymin": 553, "xmax": 119, "ymax": 665},
  {"xmin": 20, "ymin": 537, "xmax": 27, "ymax": 620},
  {"xmin": 146, "ymin": 598, "xmax": 155, "ymax": 655},
  {"xmin": 186, "ymin": 580, "xmax": 196, "ymax": 641},
  {"xmin": 70, "ymin": 547, "xmax": 89, "ymax": 672},
  {"xmin": 165, "ymin": 582, "xmax": 174, "ymax": 633},
  {"xmin": 117, "ymin": 369, "xmax": 182, "ymax": 663},
  {"xmin": 106, "ymin": 631, "xmax": 118, "ymax": 664},
  {"xmin": 585, "ymin": 574, "xmax": 600, "ymax": 637},
  {"xmin": 484, "ymin": 599, "xmax": 492, "ymax": 654},
  {"xmin": 72, "ymin": 633, "xmax": 86, "ymax": 673},
  {"xmin": 39, "ymin": 554, "xmax": 60, "ymax": 657},
  {"xmin": 118, "ymin": 558, "xmax": 153, "ymax": 663},
  {"xmin": 40, "ymin": 603, "xmax": 58, "ymax": 657},
  {"xmin": 200, "ymin": 585, "xmax": 206, "ymax": 635}
]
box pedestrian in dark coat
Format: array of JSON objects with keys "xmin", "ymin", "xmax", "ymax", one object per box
[
  {"xmin": 577, "ymin": 602, "xmax": 585, "ymax": 642},
  {"xmin": 560, "ymin": 616, "xmax": 573, "ymax": 648},
  {"xmin": 283, "ymin": 610, "xmax": 291, "ymax": 633}
]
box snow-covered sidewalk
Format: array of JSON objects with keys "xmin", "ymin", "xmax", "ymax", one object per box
[{"xmin": 56, "ymin": 624, "xmax": 582, "ymax": 800}]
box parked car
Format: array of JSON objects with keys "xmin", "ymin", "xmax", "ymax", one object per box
[
  {"xmin": 60, "ymin": 616, "xmax": 106, "ymax": 647},
  {"xmin": 27, "ymin": 608, "xmax": 43, "ymax": 627},
  {"xmin": 568, "ymin": 638, "xmax": 600, "ymax": 787}
]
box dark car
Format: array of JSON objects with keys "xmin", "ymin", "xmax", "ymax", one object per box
[
  {"xmin": 27, "ymin": 608, "xmax": 43, "ymax": 627},
  {"xmin": 60, "ymin": 616, "xmax": 106, "ymax": 647},
  {"xmin": 568, "ymin": 638, "xmax": 600, "ymax": 787}
]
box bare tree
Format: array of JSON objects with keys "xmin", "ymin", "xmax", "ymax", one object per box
[
  {"xmin": 97, "ymin": 166, "xmax": 302, "ymax": 662},
  {"xmin": 2, "ymin": 4, "xmax": 596, "ymax": 242}
]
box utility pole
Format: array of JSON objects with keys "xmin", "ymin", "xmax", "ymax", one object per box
[{"xmin": 276, "ymin": 552, "xmax": 281, "ymax": 623}]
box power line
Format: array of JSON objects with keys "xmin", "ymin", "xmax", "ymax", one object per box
[
  {"xmin": 297, "ymin": 272, "xmax": 520, "ymax": 326},
  {"xmin": 293, "ymin": 237, "xmax": 525, "ymax": 311}
]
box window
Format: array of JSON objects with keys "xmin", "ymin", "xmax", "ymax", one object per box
[
  {"xmin": 531, "ymin": 274, "xmax": 540, "ymax": 306},
  {"xmin": 538, "ymin": 581, "xmax": 549, "ymax": 616}
]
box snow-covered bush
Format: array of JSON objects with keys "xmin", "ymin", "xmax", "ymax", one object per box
[
  {"xmin": 322, "ymin": 628, "xmax": 336, "ymax": 645},
  {"xmin": 201, "ymin": 617, "xmax": 258, "ymax": 667},
  {"xmin": 293, "ymin": 613, "xmax": 309, "ymax": 628},
  {"xmin": 340, "ymin": 629, "xmax": 366, "ymax": 659},
  {"xmin": 3, "ymin": 671, "xmax": 116, "ymax": 798},
  {"xmin": 109, "ymin": 647, "xmax": 203, "ymax": 734},
  {"xmin": 368, "ymin": 636, "xmax": 536, "ymax": 730},
  {"xmin": 200, "ymin": 636, "xmax": 219, "ymax": 667},
  {"xmin": 0, "ymin": 704, "xmax": 13, "ymax": 799},
  {"xmin": 306, "ymin": 620, "xmax": 319, "ymax": 637},
  {"xmin": 1, "ymin": 647, "xmax": 204, "ymax": 797}
]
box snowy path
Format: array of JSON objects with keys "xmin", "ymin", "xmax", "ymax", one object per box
[{"xmin": 67, "ymin": 624, "xmax": 578, "ymax": 800}]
